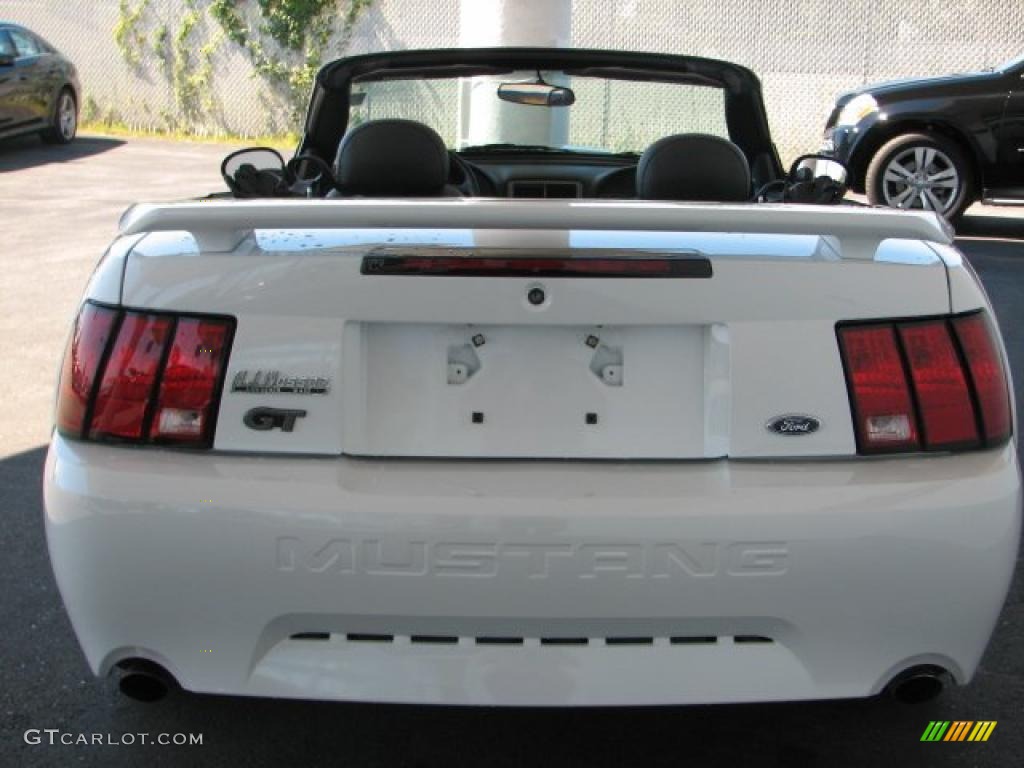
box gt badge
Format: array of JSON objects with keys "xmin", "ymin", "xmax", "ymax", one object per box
[{"xmin": 244, "ymin": 407, "xmax": 307, "ymax": 432}]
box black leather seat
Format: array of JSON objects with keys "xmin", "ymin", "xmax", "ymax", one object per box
[
  {"xmin": 333, "ymin": 119, "xmax": 459, "ymax": 197},
  {"xmin": 636, "ymin": 133, "xmax": 751, "ymax": 202}
]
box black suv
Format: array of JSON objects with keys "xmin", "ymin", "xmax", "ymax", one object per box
[{"xmin": 822, "ymin": 54, "xmax": 1024, "ymax": 219}]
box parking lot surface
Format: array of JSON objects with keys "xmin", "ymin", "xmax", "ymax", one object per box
[{"xmin": 0, "ymin": 134, "xmax": 1022, "ymax": 767}]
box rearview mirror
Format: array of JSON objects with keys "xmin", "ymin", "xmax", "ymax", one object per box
[
  {"xmin": 0, "ymin": 53, "xmax": 15, "ymax": 67},
  {"xmin": 497, "ymin": 81, "xmax": 575, "ymax": 107},
  {"xmin": 789, "ymin": 154, "xmax": 848, "ymax": 185}
]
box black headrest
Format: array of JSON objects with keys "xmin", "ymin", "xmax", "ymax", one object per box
[
  {"xmin": 637, "ymin": 134, "xmax": 751, "ymax": 202},
  {"xmin": 334, "ymin": 119, "xmax": 451, "ymax": 196}
]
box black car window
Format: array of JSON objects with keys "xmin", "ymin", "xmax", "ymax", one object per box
[
  {"xmin": 0, "ymin": 30, "xmax": 15, "ymax": 57},
  {"xmin": 9, "ymin": 29, "xmax": 40, "ymax": 58}
]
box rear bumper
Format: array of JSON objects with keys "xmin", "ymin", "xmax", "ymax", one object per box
[{"xmin": 44, "ymin": 435, "xmax": 1021, "ymax": 706}]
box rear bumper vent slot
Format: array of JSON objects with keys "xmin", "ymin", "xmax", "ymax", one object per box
[
  {"xmin": 475, "ymin": 637, "xmax": 525, "ymax": 646},
  {"xmin": 605, "ymin": 637, "xmax": 654, "ymax": 646},
  {"xmin": 289, "ymin": 632, "xmax": 774, "ymax": 647},
  {"xmin": 410, "ymin": 635, "xmax": 459, "ymax": 645},
  {"xmin": 540, "ymin": 637, "xmax": 590, "ymax": 646}
]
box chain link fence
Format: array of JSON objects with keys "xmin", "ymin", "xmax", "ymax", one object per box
[{"xmin": 4, "ymin": 0, "xmax": 1023, "ymax": 161}]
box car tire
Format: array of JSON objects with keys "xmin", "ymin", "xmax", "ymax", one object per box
[
  {"xmin": 41, "ymin": 88, "xmax": 77, "ymax": 145},
  {"xmin": 865, "ymin": 132, "xmax": 973, "ymax": 220}
]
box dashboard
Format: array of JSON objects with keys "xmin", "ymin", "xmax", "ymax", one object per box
[
  {"xmin": 454, "ymin": 148, "xmax": 777, "ymax": 199},
  {"xmin": 457, "ymin": 151, "xmax": 640, "ymax": 199}
]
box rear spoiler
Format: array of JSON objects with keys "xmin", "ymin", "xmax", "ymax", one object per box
[{"xmin": 119, "ymin": 199, "xmax": 954, "ymax": 258}]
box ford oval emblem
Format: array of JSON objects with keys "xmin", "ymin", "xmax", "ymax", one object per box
[{"xmin": 766, "ymin": 414, "xmax": 821, "ymax": 436}]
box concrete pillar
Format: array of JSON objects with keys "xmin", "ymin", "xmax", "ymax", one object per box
[{"xmin": 457, "ymin": 0, "xmax": 573, "ymax": 148}]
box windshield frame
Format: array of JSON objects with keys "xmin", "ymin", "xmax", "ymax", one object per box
[{"xmin": 300, "ymin": 47, "xmax": 782, "ymax": 179}]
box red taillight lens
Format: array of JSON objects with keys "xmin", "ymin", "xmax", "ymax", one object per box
[
  {"xmin": 838, "ymin": 324, "xmax": 919, "ymax": 452},
  {"xmin": 953, "ymin": 313, "xmax": 1012, "ymax": 443},
  {"xmin": 150, "ymin": 318, "xmax": 232, "ymax": 443},
  {"xmin": 897, "ymin": 321, "xmax": 979, "ymax": 450},
  {"xmin": 838, "ymin": 311, "xmax": 1012, "ymax": 455},
  {"xmin": 56, "ymin": 303, "xmax": 119, "ymax": 438},
  {"xmin": 89, "ymin": 313, "xmax": 173, "ymax": 440},
  {"xmin": 55, "ymin": 302, "xmax": 234, "ymax": 448}
]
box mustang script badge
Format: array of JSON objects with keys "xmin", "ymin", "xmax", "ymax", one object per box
[
  {"xmin": 766, "ymin": 414, "xmax": 821, "ymax": 435},
  {"xmin": 231, "ymin": 370, "xmax": 330, "ymax": 395}
]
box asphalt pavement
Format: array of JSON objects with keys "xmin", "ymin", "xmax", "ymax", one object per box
[{"xmin": 0, "ymin": 134, "xmax": 1022, "ymax": 767}]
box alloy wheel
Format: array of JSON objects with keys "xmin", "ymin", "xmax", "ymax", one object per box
[
  {"xmin": 58, "ymin": 92, "xmax": 76, "ymax": 141},
  {"xmin": 881, "ymin": 145, "xmax": 960, "ymax": 214}
]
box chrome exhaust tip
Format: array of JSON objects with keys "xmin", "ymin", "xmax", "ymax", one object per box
[
  {"xmin": 116, "ymin": 659, "xmax": 177, "ymax": 702},
  {"xmin": 885, "ymin": 665, "xmax": 950, "ymax": 704}
]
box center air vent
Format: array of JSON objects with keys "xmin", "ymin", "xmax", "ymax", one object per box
[{"xmin": 508, "ymin": 180, "xmax": 582, "ymax": 198}]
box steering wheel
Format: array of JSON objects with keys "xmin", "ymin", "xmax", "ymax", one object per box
[
  {"xmin": 286, "ymin": 154, "xmax": 339, "ymax": 197},
  {"xmin": 449, "ymin": 151, "xmax": 481, "ymax": 196}
]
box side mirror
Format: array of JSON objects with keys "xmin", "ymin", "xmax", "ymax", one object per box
[
  {"xmin": 0, "ymin": 53, "xmax": 16, "ymax": 67},
  {"xmin": 220, "ymin": 147, "xmax": 289, "ymax": 198},
  {"xmin": 497, "ymin": 81, "xmax": 575, "ymax": 107},
  {"xmin": 780, "ymin": 154, "xmax": 849, "ymax": 205},
  {"xmin": 789, "ymin": 154, "xmax": 849, "ymax": 186}
]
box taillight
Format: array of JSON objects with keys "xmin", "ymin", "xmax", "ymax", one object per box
[
  {"xmin": 838, "ymin": 311, "xmax": 1011, "ymax": 454},
  {"xmin": 897, "ymin": 321, "xmax": 978, "ymax": 450},
  {"xmin": 56, "ymin": 302, "xmax": 234, "ymax": 448},
  {"xmin": 56, "ymin": 303, "xmax": 119, "ymax": 437},
  {"xmin": 150, "ymin": 318, "xmax": 232, "ymax": 443},
  {"xmin": 90, "ymin": 313, "xmax": 173, "ymax": 440},
  {"xmin": 837, "ymin": 324, "xmax": 919, "ymax": 451},
  {"xmin": 952, "ymin": 313, "xmax": 1012, "ymax": 444}
]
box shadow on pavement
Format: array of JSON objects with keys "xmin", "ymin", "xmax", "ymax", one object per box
[
  {"xmin": 0, "ymin": 135, "xmax": 125, "ymax": 173},
  {"xmin": 0, "ymin": 445, "xmax": 47, "ymax": 517}
]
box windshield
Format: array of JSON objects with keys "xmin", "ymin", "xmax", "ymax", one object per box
[{"xmin": 350, "ymin": 70, "xmax": 728, "ymax": 154}]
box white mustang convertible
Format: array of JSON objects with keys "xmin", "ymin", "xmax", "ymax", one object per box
[{"xmin": 44, "ymin": 48, "xmax": 1020, "ymax": 706}]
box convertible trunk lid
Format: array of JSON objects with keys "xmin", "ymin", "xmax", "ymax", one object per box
[{"xmin": 119, "ymin": 199, "xmax": 954, "ymax": 459}]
